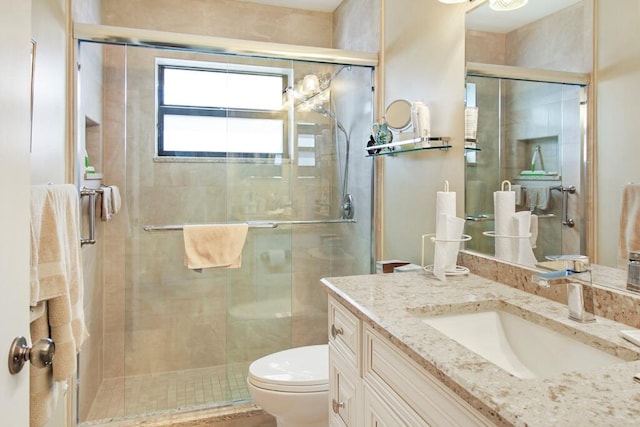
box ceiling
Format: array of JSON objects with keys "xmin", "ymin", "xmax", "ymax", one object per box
[
  {"xmin": 234, "ymin": 0, "xmax": 582, "ymax": 32},
  {"xmin": 466, "ymin": 0, "xmax": 582, "ymax": 33}
]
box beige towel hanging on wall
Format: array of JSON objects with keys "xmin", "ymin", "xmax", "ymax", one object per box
[{"xmin": 30, "ymin": 184, "xmax": 89, "ymax": 427}]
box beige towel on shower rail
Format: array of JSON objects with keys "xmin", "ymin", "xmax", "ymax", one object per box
[
  {"xmin": 183, "ymin": 224, "xmax": 249, "ymax": 270},
  {"xmin": 618, "ymin": 184, "xmax": 640, "ymax": 267},
  {"xmin": 30, "ymin": 184, "xmax": 89, "ymax": 427}
]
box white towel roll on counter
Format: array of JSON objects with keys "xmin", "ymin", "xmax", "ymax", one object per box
[
  {"xmin": 432, "ymin": 182, "xmax": 466, "ymax": 281},
  {"xmin": 513, "ymin": 211, "xmax": 537, "ymax": 267},
  {"xmin": 494, "ymin": 186, "xmax": 516, "ymax": 261},
  {"xmin": 433, "ymin": 213, "xmax": 466, "ymax": 281},
  {"xmin": 435, "ymin": 189, "xmax": 456, "ymax": 231}
]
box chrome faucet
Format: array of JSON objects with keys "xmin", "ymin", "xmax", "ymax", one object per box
[{"xmin": 532, "ymin": 256, "xmax": 596, "ymax": 323}]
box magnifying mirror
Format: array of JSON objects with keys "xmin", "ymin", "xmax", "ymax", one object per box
[{"xmin": 385, "ymin": 99, "xmax": 412, "ymax": 131}]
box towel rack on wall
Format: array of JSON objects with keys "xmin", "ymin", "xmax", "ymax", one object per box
[
  {"xmin": 80, "ymin": 187, "xmax": 103, "ymax": 246},
  {"xmin": 143, "ymin": 218, "xmax": 356, "ymax": 232}
]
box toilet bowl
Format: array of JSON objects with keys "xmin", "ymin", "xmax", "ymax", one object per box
[{"xmin": 247, "ymin": 344, "xmax": 328, "ymax": 427}]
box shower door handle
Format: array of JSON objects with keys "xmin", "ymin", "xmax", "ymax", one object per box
[{"xmin": 561, "ymin": 185, "xmax": 576, "ymax": 228}]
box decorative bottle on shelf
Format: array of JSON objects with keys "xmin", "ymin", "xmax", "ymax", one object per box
[
  {"xmin": 84, "ymin": 150, "xmax": 95, "ymax": 174},
  {"xmin": 373, "ymin": 119, "xmax": 393, "ymax": 149}
]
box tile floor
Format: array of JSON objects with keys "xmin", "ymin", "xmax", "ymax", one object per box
[{"xmin": 84, "ymin": 363, "xmax": 252, "ymax": 423}]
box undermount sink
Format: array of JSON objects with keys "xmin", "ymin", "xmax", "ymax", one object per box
[{"xmin": 421, "ymin": 306, "xmax": 627, "ymax": 379}]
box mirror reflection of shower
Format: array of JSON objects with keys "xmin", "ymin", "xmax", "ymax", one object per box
[
  {"xmin": 464, "ymin": 66, "xmax": 588, "ymax": 262},
  {"xmin": 286, "ymin": 66, "xmax": 355, "ymax": 219}
]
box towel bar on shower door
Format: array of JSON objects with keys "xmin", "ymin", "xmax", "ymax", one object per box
[
  {"xmin": 80, "ymin": 187, "xmax": 103, "ymax": 246},
  {"xmin": 143, "ymin": 218, "xmax": 357, "ymax": 232}
]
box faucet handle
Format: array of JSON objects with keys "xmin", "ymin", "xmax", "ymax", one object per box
[
  {"xmin": 545, "ymin": 255, "xmax": 590, "ymax": 272},
  {"xmin": 567, "ymin": 257, "xmax": 590, "ymax": 273}
]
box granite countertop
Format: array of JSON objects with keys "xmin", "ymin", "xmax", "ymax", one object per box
[{"xmin": 320, "ymin": 271, "xmax": 640, "ymax": 427}]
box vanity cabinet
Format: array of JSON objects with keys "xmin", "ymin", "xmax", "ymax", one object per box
[
  {"xmin": 328, "ymin": 296, "xmax": 493, "ymax": 427},
  {"xmin": 328, "ymin": 297, "xmax": 362, "ymax": 427}
]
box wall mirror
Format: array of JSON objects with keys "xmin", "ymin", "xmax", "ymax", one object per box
[{"xmin": 460, "ymin": 1, "xmax": 638, "ymax": 290}]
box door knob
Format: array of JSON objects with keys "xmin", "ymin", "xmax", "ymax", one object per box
[{"xmin": 8, "ymin": 336, "xmax": 55, "ymax": 374}]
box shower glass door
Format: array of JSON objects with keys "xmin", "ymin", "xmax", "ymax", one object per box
[{"xmin": 76, "ymin": 39, "xmax": 374, "ymax": 424}]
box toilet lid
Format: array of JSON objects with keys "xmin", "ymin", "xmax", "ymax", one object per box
[{"xmin": 248, "ymin": 345, "xmax": 328, "ymax": 393}]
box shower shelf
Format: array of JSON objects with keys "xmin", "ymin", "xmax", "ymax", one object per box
[{"xmin": 366, "ymin": 137, "xmax": 451, "ymax": 157}]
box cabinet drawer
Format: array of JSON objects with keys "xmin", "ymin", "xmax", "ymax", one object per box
[
  {"xmin": 364, "ymin": 326, "xmax": 493, "ymax": 427},
  {"xmin": 328, "ymin": 296, "xmax": 361, "ymax": 371},
  {"xmin": 329, "ymin": 343, "xmax": 360, "ymax": 427}
]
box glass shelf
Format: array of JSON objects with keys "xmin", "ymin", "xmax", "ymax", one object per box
[{"xmin": 366, "ymin": 137, "xmax": 451, "ymax": 157}]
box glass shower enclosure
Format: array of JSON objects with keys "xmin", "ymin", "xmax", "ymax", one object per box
[{"xmin": 75, "ymin": 28, "xmax": 375, "ymax": 424}]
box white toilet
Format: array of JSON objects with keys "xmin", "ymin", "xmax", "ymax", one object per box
[{"xmin": 247, "ymin": 344, "xmax": 329, "ymax": 427}]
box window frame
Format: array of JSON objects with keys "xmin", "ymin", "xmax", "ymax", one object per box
[{"xmin": 156, "ymin": 59, "xmax": 292, "ymax": 160}]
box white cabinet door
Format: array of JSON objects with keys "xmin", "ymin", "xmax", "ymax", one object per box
[
  {"xmin": 0, "ymin": 0, "xmax": 34, "ymax": 425},
  {"xmin": 329, "ymin": 344, "xmax": 361, "ymax": 427}
]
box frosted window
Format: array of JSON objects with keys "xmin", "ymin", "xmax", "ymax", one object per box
[
  {"xmin": 163, "ymin": 69, "xmax": 283, "ymax": 110},
  {"xmin": 157, "ymin": 61, "xmax": 288, "ymax": 158},
  {"xmin": 163, "ymin": 115, "xmax": 284, "ymax": 154}
]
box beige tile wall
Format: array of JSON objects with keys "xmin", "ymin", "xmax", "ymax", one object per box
[{"xmin": 101, "ymin": 0, "xmax": 333, "ymax": 48}]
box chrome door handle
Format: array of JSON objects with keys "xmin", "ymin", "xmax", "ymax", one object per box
[
  {"xmin": 332, "ymin": 398, "xmax": 345, "ymax": 413},
  {"xmin": 330, "ymin": 324, "xmax": 344, "ymax": 338},
  {"xmin": 8, "ymin": 336, "xmax": 55, "ymax": 374}
]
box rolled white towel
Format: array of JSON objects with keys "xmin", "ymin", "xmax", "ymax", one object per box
[
  {"xmin": 109, "ymin": 185, "xmax": 121, "ymax": 214},
  {"xmin": 101, "ymin": 187, "xmax": 112, "ymax": 221}
]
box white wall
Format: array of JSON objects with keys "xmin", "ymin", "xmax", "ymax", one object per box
[
  {"xmin": 382, "ymin": 0, "xmax": 468, "ymax": 264},
  {"xmin": 0, "ymin": 0, "xmax": 32, "ymax": 425},
  {"xmin": 30, "ymin": 0, "xmax": 68, "ymax": 185},
  {"xmin": 31, "ymin": 1, "xmax": 72, "ymax": 426},
  {"xmin": 596, "ymin": 0, "xmax": 640, "ymax": 266}
]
